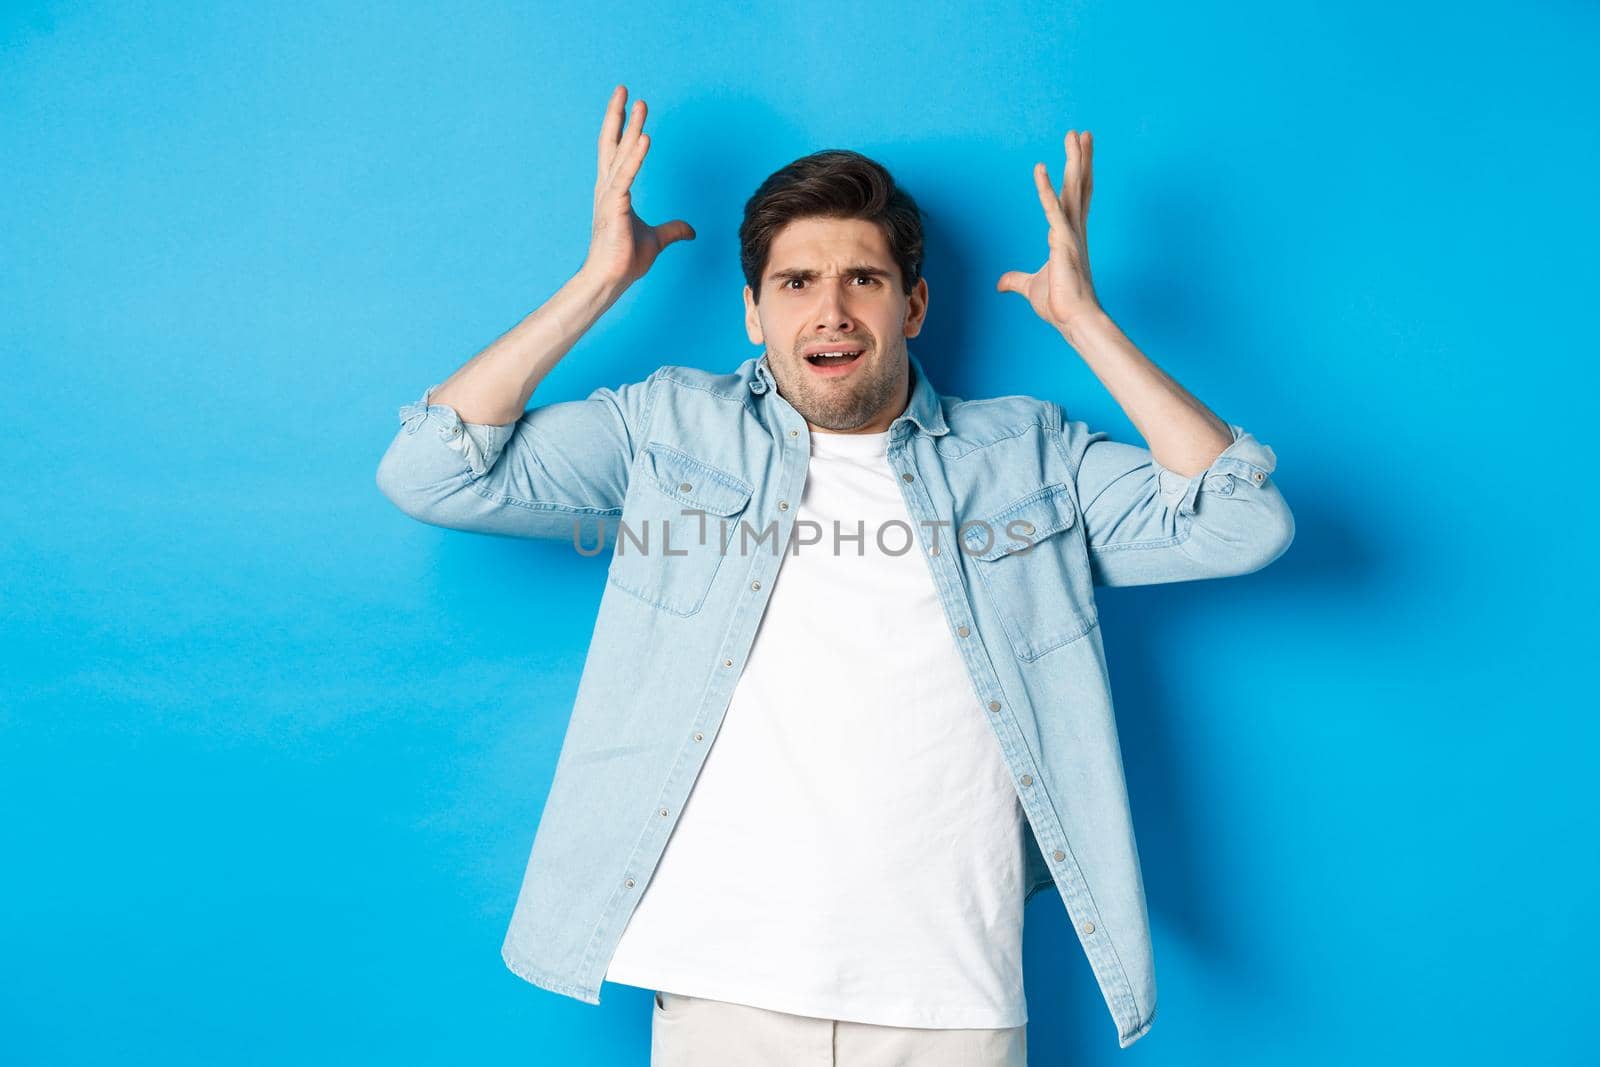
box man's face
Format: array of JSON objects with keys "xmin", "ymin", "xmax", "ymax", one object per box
[{"xmin": 743, "ymin": 216, "xmax": 929, "ymax": 434}]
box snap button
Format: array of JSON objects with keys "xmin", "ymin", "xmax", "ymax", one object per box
[
  {"xmin": 988, "ymin": 700, "xmax": 1001, "ymax": 712},
  {"xmin": 1252, "ymin": 470, "xmax": 1265, "ymax": 483},
  {"xmin": 694, "ymin": 732, "xmax": 704, "ymax": 741},
  {"xmin": 625, "ymin": 878, "xmax": 636, "ymax": 888},
  {"xmin": 1018, "ymin": 520, "xmax": 1034, "ymax": 534},
  {"xmin": 1081, "ymin": 920, "xmax": 1095, "ymax": 935},
  {"xmin": 751, "ymin": 580, "xmax": 761, "ymax": 590},
  {"xmin": 450, "ymin": 425, "xmax": 461, "ymax": 436},
  {"xmin": 659, "ymin": 807, "xmax": 668, "ymax": 816},
  {"xmin": 1052, "ymin": 849, "xmax": 1065, "ymax": 861},
  {"xmin": 679, "ymin": 482, "xmax": 692, "ymax": 492},
  {"xmin": 957, "ymin": 625, "xmax": 969, "ymax": 637},
  {"xmin": 778, "ymin": 500, "xmax": 789, "ymax": 511},
  {"xmin": 722, "ymin": 658, "xmax": 733, "ymax": 668},
  {"xmin": 901, "ymin": 472, "xmax": 914, "ymax": 482},
  {"xmin": 929, "ymin": 545, "xmax": 939, "ymax": 556},
  {"xmin": 1020, "ymin": 774, "xmax": 1032, "ymax": 786}
]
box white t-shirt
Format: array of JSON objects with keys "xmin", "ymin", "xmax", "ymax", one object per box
[{"xmin": 604, "ymin": 426, "xmax": 1028, "ymax": 1028}]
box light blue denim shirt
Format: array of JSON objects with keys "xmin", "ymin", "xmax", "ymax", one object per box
[{"xmin": 375, "ymin": 348, "xmax": 1293, "ymax": 1049}]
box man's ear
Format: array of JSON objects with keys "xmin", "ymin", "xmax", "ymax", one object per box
[
  {"xmin": 743, "ymin": 285, "xmax": 765, "ymax": 345},
  {"xmin": 903, "ymin": 276, "xmax": 930, "ymax": 339}
]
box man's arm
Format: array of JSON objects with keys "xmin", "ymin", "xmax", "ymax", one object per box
[
  {"xmin": 997, "ymin": 130, "xmax": 1292, "ymax": 585},
  {"xmin": 374, "ymin": 267, "xmax": 647, "ymax": 541},
  {"xmin": 373, "ymin": 277, "xmax": 659, "ymax": 541},
  {"xmin": 374, "ymin": 84, "xmax": 693, "ymax": 541},
  {"xmin": 1054, "ymin": 309, "xmax": 1294, "ymax": 586}
]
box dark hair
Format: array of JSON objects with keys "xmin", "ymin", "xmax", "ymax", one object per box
[{"xmin": 739, "ymin": 149, "xmax": 924, "ymax": 304}]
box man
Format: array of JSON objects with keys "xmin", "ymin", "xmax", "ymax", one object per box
[{"xmin": 376, "ymin": 84, "xmax": 1293, "ymax": 1064}]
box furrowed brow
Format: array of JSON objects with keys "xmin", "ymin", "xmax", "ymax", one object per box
[{"xmin": 769, "ymin": 265, "xmax": 893, "ymax": 281}]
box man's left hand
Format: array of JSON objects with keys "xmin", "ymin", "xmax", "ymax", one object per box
[{"xmin": 996, "ymin": 130, "xmax": 1102, "ymax": 335}]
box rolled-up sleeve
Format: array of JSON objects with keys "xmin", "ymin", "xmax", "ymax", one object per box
[
  {"xmin": 1057, "ymin": 412, "xmax": 1295, "ymax": 587},
  {"xmin": 374, "ymin": 372, "xmax": 660, "ymax": 541}
]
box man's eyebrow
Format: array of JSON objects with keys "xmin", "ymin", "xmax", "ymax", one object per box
[{"xmin": 768, "ymin": 265, "xmax": 893, "ymax": 281}]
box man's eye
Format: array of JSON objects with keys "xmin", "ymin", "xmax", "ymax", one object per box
[{"xmin": 781, "ymin": 275, "xmax": 877, "ymax": 290}]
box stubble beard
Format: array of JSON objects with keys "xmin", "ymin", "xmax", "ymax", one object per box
[{"xmin": 775, "ymin": 339, "xmax": 909, "ymax": 432}]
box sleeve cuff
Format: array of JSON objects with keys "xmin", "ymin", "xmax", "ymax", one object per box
[
  {"xmin": 1167, "ymin": 424, "xmax": 1278, "ymax": 517},
  {"xmin": 397, "ymin": 383, "xmax": 513, "ymax": 477}
]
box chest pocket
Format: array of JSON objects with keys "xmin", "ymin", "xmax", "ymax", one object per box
[
  {"xmin": 607, "ymin": 443, "xmax": 753, "ymax": 617},
  {"xmin": 963, "ymin": 483, "xmax": 1098, "ymax": 660}
]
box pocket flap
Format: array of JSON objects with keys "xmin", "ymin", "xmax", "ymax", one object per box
[
  {"xmin": 642, "ymin": 443, "xmax": 753, "ymax": 517},
  {"xmin": 964, "ymin": 483, "xmax": 1077, "ymax": 561}
]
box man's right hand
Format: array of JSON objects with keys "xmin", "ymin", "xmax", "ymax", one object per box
[
  {"xmin": 581, "ymin": 85, "xmax": 696, "ymax": 293},
  {"xmin": 412, "ymin": 86, "xmax": 690, "ymax": 427}
]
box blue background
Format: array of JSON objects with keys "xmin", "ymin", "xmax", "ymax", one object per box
[{"xmin": 3, "ymin": 2, "xmax": 1594, "ymax": 1063}]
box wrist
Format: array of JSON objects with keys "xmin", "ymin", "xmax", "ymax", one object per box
[
  {"xmin": 569, "ymin": 264, "xmax": 630, "ymax": 311},
  {"xmin": 1056, "ymin": 305, "xmax": 1113, "ymax": 348}
]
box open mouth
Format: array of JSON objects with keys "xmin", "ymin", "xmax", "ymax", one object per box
[{"xmin": 804, "ymin": 349, "xmax": 865, "ymax": 375}]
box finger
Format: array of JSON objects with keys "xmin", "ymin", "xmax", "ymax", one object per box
[
  {"xmin": 996, "ymin": 269, "xmax": 1032, "ymax": 295},
  {"xmin": 1062, "ymin": 131, "xmax": 1082, "ymax": 229},
  {"xmin": 654, "ymin": 219, "xmax": 697, "ymax": 247},
  {"xmin": 1083, "ymin": 131, "xmax": 1094, "ymax": 218},
  {"xmin": 597, "ymin": 85, "xmax": 626, "ymax": 179},
  {"xmin": 608, "ymin": 98, "xmax": 647, "ymax": 185},
  {"xmin": 609, "ymin": 129, "xmax": 650, "ymax": 198},
  {"xmin": 1032, "ymin": 162, "xmax": 1070, "ymax": 233}
]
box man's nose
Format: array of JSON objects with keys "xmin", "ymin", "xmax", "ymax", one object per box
[{"xmin": 814, "ymin": 279, "xmax": 856, "ymax": 333}]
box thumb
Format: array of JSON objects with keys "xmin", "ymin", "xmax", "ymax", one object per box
[
  {"xmin": 996, "ymin": 270, "xmax": 1030, "ymax": 295},
  {"xmin": 654, "ymin": 220, "xmax": 696, "ymax": 248}
]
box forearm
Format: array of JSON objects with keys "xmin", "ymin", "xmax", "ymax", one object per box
[
  {"xmin": 428, "ymin": 268, "xmax": 629, "ymax": 425},
  {"xmin": 1058, "ymin": 309, "xmax": 1233, "ymax": 477}
]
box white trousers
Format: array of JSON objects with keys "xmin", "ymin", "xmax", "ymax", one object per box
[{"xmin": 650, "ymin": 991, "xmax": 1028, "ymax": 1066}]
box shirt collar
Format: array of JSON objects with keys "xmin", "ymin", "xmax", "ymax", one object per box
[{"xmin": 751, "ymin": 348, "xmax": 949, "ymax": 438}]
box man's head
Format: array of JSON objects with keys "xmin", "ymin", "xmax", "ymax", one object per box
[{"xmin": 739, "ymin": 150, "xmax": 929, "ymax": 434}]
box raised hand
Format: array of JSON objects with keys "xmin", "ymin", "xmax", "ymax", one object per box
[
  {"xmin": 996, "ymin": 130, "xmax": 1101, "ymax": 333},
  {"xmin": 581, "ymin": 85, "xmax": 696, "ymax": 291}
]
